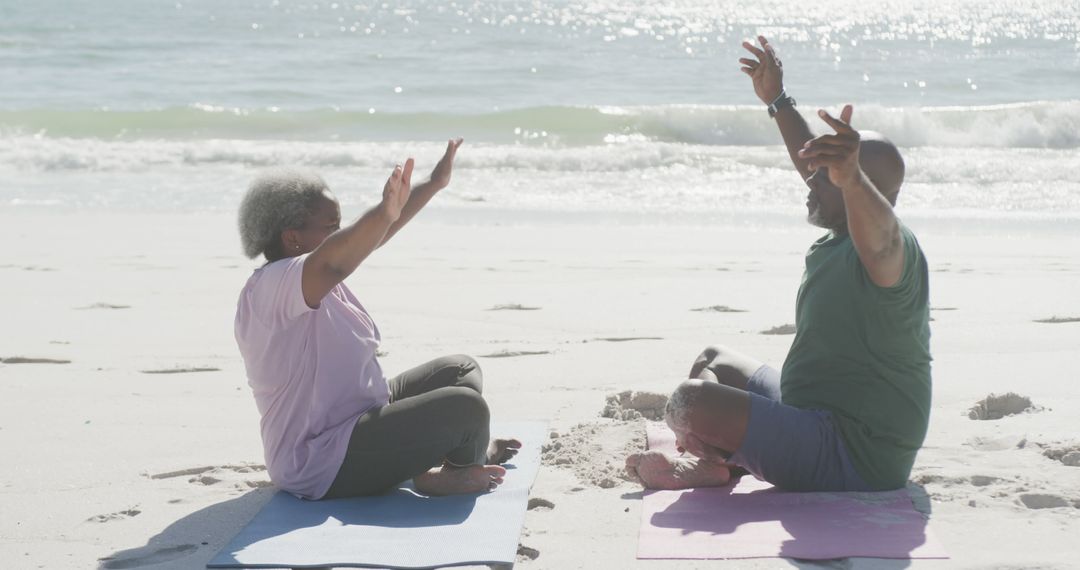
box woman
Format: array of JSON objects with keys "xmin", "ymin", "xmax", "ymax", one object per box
[{"xmin": 234, "ymin": 139, "xmax": 520, "ymax": 500}]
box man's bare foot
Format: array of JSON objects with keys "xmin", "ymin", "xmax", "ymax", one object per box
[
  {"xmin": 625, "ymin": 451, "xmax": 731, "ymax": 490},
  {"xmin": 487, "ymin": 438, "xmax": 522, "ymax": 464},
  {"xmin": 414, "ymin": 464, "xmax": 507, "ymax": 496}
]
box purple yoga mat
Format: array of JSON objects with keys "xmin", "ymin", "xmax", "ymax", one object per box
[{"xmin": 638, "ymin": 423, "xmax": 949, "ymax": 560}]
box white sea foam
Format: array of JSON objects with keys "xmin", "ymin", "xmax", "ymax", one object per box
[
  {"xmin": 2, "ymin": 136, "xmax": 1077, "ymax": 219},
  {"xmin": 2, "ymin": 101, "xmax": 1078, "ymax": 149}
]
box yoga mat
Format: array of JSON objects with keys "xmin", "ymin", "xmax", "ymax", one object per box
[
  {"xmin": 638, "ymin": 422, "xmax": 948, "ymax": 560},
  {"xmin": 208, "ymin": 421, "xmax": 545, "ymax": 569}
]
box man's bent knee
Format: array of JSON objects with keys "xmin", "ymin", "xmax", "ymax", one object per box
[{"xmin": 690, "ymin": 345, "xmax": 722, "ymax": 378}]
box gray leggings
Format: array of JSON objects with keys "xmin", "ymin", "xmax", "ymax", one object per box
[{"xmin": 322, "ymin": 354, "xmax": 490, "ymax": 499}]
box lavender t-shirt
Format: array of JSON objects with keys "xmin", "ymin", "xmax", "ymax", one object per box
[{"xmin": 234, "ymin": 255, "xmax": 389, "ymax": 500}]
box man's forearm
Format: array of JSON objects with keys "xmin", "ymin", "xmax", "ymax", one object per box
[{"xmin": 773, "ymin": 106, "xmax": 815, "ymax": 181}]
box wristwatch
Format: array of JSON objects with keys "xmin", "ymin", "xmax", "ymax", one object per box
[{"xmin": 767, "ymin": 91, "xmax": 796, "ymax": 118}]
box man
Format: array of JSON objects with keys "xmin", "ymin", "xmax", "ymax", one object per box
[{"xmin": 626, "ymin": 36, "xmax": 931, "ymax": 492}]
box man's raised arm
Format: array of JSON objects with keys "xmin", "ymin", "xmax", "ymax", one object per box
[
  {"xmin": 740, "ymin": 36, "xmax": 814, "ymax": 180},
  {"xmin": 799, "ymin": 106, "xmax": 904, "ymax": 287}
]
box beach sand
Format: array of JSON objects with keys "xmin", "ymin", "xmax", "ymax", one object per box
[{"xmin": 1, "ymin": 209, "xmax": 1079, "ymax": 569}]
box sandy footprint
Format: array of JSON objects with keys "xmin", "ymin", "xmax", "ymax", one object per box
[
  {"xmin": 1, "ymin": 356, "xmax": 71, "ymax": 364},
  {"xmin": 76, "ymin": 302, "xmax": 131, "ymax": 310},
  {"xmin": 1033, "ymin": 316, "xmax": 1080, "ymax": 324},
  {"xmin": 1018, "ymin": 493, "xmax": 1073, "ymax": 510},
  {"xmin": 911, "ymin": 471, "xmax": 969, "ymax": 486},
  {"xmin": 149, "ymin": 464, "xmax": 270, "ymax": 492},
  {"xmin": 589, "ymin": 337, "xmax": 663, "ymax": 343},
  {"xmin": 140, "ymin": 367, "xmax": 221, "ymax": 374},
  {"xmin": 0, "ymin": 264, "xmax": 56, "ymax": 271},
  {"xmin": 969, "ymin": 475, "xmax": 1002, "ymax": 487},
  {"xmin": 478, "ymin": 350, "xmax": 551, "ymax": 358},
  {"xmin": 964, "ymin": 434, "xmax": 1028, "ymax": 451},
  {"xmin": 87, "ymin": 507, "xmax": 141, "ymax": 523},
  {"xmin": 691, "ymin": 305, "xmax": 746, "ymax": 313},
  {"xmin": 487, "ymin": 304, "xmax": 542, "ymax": 311}
]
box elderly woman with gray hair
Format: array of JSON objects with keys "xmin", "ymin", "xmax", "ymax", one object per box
[{"xmin": 234, "ymin": 139, "xmax": 520, "ymax": 500}]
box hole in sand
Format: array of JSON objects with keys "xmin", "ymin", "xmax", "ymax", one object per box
[
  {"xmin": 968, "ymin": 393, "xmax": 1038, "ymax": 420},
  {"xmin": 527, "ymin": 497, "xmax": 554, "ymax": 511},
  {"xmin": 1039, "ymin": 444, "xmax": 1080, "ymax": 466},
  {"xmin": 760, "ymin": 324, "xmax": 796, "ymax": 335},
  {"xmin": 516, "ymin": 545, "xmax": 540, "ymax": 561},
  {"xmin": 601, "ymin": 391, "xmax": 668, "ymax": 421}
]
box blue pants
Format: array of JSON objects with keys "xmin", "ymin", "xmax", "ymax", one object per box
[{"xmin": 727, "ymin": 365, "xmax": 873, "ymax": 492}]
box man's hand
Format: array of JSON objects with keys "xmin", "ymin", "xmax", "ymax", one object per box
[
  {"xmin": 740, "ymin": 35, "xmax": 784, "ymax": 104},
  {"xmin": 798, "ymin": 105, "xmax": 863, "ymax": 190},
  {"xmin": 428, "ymin": 137, "xmax": 464, "ymax": 190},
  {"xmin": 380, "ymin": 158, "xmax": 414, "ymax": 222}
]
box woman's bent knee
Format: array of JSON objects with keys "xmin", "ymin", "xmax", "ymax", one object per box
[
  {"xmin": 450, "ymin": 354, "xmax": 483, "ymax": 392},
  {"xmin": 442, "ymin": 386, "xmax": 489, "ymax": 425}
]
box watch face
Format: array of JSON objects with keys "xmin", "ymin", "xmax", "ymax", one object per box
[{"xmin": 769, "ymin": 96, "xmax": 795, "ymax": 117}]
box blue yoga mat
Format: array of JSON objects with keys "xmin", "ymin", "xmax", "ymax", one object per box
[{"xmin": 208, "ymin": 421, "xmax": 545, "ymax": 569}]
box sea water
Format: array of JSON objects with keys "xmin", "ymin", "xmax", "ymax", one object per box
[{"xmin": 2, "ymin": 0, "xmax": 1078, "ymax": 228}]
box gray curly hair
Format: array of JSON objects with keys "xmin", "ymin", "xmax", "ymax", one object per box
[
  {"xmin": 238, "ymin": 168, "xmax": 330, "ymax": 260},
  {"xmin": 665, "ymin": 381, "xmax": 697, "ymax": 432}
]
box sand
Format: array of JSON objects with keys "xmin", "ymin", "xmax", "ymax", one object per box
[{"xmin": 1, "ymin": 208, "xmax": 1079, "ymax": 569}]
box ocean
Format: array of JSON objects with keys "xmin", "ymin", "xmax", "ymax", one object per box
[{"xmin": 2, "ymin": 0, "xmax": 1078, "ymax": 227}]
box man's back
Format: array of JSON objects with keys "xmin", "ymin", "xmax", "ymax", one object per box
[{"xmin": 781, "ymin": 224, "xmax": 932, "ymax": 490}]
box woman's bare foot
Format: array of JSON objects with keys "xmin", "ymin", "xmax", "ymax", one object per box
[
  {"xmin": 414, "ymin": 464, "xmax": 507, "ymax": 496},
  {"xmin": 487, "ymin": 438, "xmax": 522, "ymax": 464},
  {"xmin": 625, "ymin": 451, "xmax": 731, "ymax": 490}
]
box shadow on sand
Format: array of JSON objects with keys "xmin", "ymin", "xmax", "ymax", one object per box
[
  {"xmin": 648, "ymin": 481, "xmax": 936, "ymax": 570},
  {"xmin": 97, "ymin": 489, "xmax": 275, "ymax": 570},
  {"xmin": 100, "ymin": 486, "xmax": 488, "ymax": 570}
]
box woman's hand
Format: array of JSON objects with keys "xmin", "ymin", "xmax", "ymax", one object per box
[
  {"xmin": 380, "ymin": 158, "xmax": 414, "ymax": 222},
  {"xmin": 428, "ymin": 138, "xmax": 464, "ymax": 190}
]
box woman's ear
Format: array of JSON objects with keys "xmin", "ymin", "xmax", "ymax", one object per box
[{"xmin": 281, "ymin": 229, "xmax": 301, "ymax": 252}]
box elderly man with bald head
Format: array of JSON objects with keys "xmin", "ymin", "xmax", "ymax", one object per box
[{"xmin": 627, "ymin": 37, "xmax": 931, "ymax": 492}]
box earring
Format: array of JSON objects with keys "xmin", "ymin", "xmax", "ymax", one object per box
[{"xmin": 294, "ymin": 245, "xmax": 300, "ymax": 250}]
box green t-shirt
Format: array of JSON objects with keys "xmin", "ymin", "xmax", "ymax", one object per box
[{"xmin": 780, "ymin": 224, "xmax": 932, "ymax": 490}]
